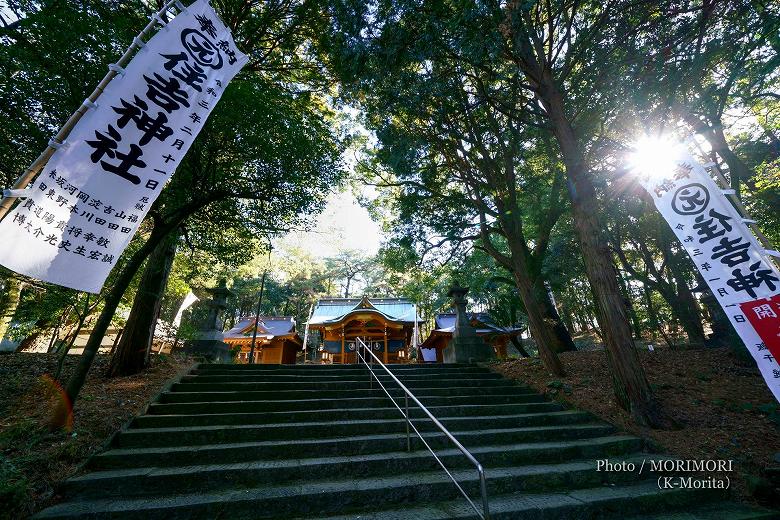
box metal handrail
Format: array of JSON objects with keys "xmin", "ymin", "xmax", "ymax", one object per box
[{"xmin": 355, "ymin": 337, "xmax": 490, "ymax": 519}]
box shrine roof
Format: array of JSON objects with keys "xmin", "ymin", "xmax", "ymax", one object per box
[
  {"xmin": 431, "ymin": 312, "xmax": 522, "ymax": 335},
  {"xmin": 420, "ymin": 312, "xmax": 522, "ymax": 350},
  {"xmin": 224, "ymin": 316, "xmax": 297, "ymax": 339},
  {"xmin": 308, "ymin": 297, "xmax": 416, "ymax": 326}
]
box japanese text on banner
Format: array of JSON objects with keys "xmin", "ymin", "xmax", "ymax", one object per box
[
  {"xmin": 639, "ymin": 153, "xmax": 780, "ymax": 402},
  {"xmin": 0, "ymin": 0, "xmax": 247, "ymax": 293}
]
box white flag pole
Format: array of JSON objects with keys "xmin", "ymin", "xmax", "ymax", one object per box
[
  {"xmin": 0, "ymin": 0, "xmax": 181, "ymax": 222},
  {"xmin": 412, "ymin": 304, "xmax": 419, "ymax": 349},
  {"xmin": 301, "ymin": 303, "xmax": 314, "ymax": 354}
]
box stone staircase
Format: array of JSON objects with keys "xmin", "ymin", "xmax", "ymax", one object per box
[{"xmin": 35, "ymin": 363, "xmax": 776, "ymax": 519}]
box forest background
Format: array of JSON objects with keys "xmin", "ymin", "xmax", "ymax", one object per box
[{"xmin": 0, "ymin": 0, "xmax": 778, "ymax": 425}]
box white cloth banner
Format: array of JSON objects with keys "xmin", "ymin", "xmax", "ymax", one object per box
[
  {"xmin": 640, "ymin": 152, "xmax": 780, "ymax": 402},
  {"xmin": 0, "ymin": 0, "xmax": 247, "ymax": 293},
  {"xmin": 173, "ymin": 290, "xmax": 199, "ymax": 328}
]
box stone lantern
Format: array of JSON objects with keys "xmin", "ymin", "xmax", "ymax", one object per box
[
  {"xmin": 184, "ymin": 278, "xmax": 234, "ymax": 362},
  {"xmin": 442, "ymin": 281, "xmax": 494, "ymax": 363}
]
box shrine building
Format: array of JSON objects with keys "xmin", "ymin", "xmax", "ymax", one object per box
[
  {"xmin": 223, "ymin": 316, "xmax": 302, "ymax": 364},
  {"xmin": 308, "ymin": 296, "xmax": 418, "ymax": 364},
  {"xmin": 419, "ymin": 312, "xmax": 522, "ymax": 362}
]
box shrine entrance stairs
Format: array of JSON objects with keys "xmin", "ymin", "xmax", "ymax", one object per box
[{"xmin": 34, "ymin": 363, "xmax": 777, "ymax": 519}]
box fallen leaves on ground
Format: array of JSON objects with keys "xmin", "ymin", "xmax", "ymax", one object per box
[
  {"xmin": 491, "ymin": 346, "xmax": 780, "ymax": 506},
  {"xmin": 0, "ymin": 352, "xmax": 194, "ymax": 519}
]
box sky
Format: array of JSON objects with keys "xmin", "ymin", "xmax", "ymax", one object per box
[
  {"xmin": 275, "ymin": 188, "xmax": 382, "ymax": 258},
  {"xmin": 276, "ymin": 100, "xmax": 383, "ymax": 259}
]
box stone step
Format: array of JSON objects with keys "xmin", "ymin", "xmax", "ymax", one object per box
[
  {"xmin": 93, "ymin": 424, "xmax": 616, "ymax": 469},
  {"xmin": 623, "ymin": 503, "xmax": 780, "ymax": 519},
  {"xmin": 189, "ymin": 367, "xmax": 497, "ymax": 378},
  {"xmin": 65, "ymin": 436, "xmax": 645, "ymax": 499},
  {"xmin": 132, "ymin": 403, "xmax": 573, "ymax": 428},
  {"xmin": 195, "ymin": 363, "xmax": 481, "ymax": 371},
  {"xmin": 114, "ymin": 418, "xmax": 614, "ymax": 448},
  {"xmin": 181, "ymin": 372, "xmax": 504, "ymax": 383},
  {"xmin": 305, "ymin": 481, "xmax": 725, "ymax": 520},
  {"xmin": 179, "ymin": 372, "xmax": 509, "ymax": 382},
  {"xmin": 126, "ymin": 410, "xmax": 593, "ymax": 440},
  {"xmin": 158, "ymin": 386, "xmax": 540, "ymax": 403},
  {"xmin": 37, "ymin": 361, "xmax": 775, "ymax": 520},
  {"xmin": 172, "ymin": 377, "xmax": 521, "ymax": 391},
  {"xmin": 37, "ymin": 456, "xmax": 671, "ymax": 519},
  {"xmin": 146, "ymin": 398, "xmax": 563, "ymax": 416}
]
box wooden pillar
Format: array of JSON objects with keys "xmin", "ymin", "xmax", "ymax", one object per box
[
  {"xmin": 495, "ymin": 336, "xmax": 509, "ymax": 360},
  {"xmin": 341, "ymin": 325, "xmax": 345, "ymax": 365},
  {"xmin": 383, "ymin": 327, "xmax": 388, "ymax": 364}
]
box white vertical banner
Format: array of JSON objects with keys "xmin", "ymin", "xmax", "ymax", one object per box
[
  {"xmin": 0, "ymin": 0, "xmax": 247, "ymax": 293},
  {"xmin": 173, "ymin": 290, "xmax": 200, "ymax": 328},
  {"xmin": 639, "ymin": 152, "xmax": 780, "ymax": 402}
]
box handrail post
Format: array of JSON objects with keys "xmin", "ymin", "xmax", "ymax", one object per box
[
  {"xmin": 367, "ymin": 342, "xmax": 372, "ymax": 389},
  {"xmin": 405, "ymin": 393, "xmax": 411, "ymax": 452},
  {"xmin": 354, "ymin": 337, "xmax": 489, "ymax": 519},
  {"xmin": 478, "ymin": 465, "xmax": 490, "ymax": 520}
]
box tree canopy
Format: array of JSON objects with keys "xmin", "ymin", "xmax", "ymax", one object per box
[{"xmin": 1, "ymin": 0, "xmax": 779, "ymax": 429}]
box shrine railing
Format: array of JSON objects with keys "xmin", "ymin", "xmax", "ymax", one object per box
[{"xmin": 355, "ymin": 337, "xmax": 490, "ymax": 520}]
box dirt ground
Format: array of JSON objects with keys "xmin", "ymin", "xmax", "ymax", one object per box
[
  {"xmin": 490, "ymin": 346, "xmax": 780, "ymax": 506},
  {"xmin": 0, "ymin": 352, "xmax": 194, "ymax": 519}
]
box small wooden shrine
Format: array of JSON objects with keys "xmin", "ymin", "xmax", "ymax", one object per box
[
  {"xmin": 223, "ymin": 316, "xmax": 302, "ymax": 364},
  {"xmin": 308, "ymin": 296, "xmax": 417, "ymax": 364},
  {"xmin": 419, "ymin": 312, "xmax": 522, "ymax": 362}
]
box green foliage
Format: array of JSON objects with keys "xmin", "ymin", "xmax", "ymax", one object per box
[
  {"xmin": 1, "ymin": 0, "xmax": 347, "ymax": 351},
  {"xmin": 0, "ymin": 457, "xmax": 28, "ymax": 520},
  {"xmin": 224, "ymin": 244, "xmax": 333, "ymax": 332},
  {"xmin": 3, "ymin": 0, "xmax": 780, "ymax": 378},
  {"xmin": 750, "ymin": 158, "xmax": 780, "ymax": 245},
  {"xmin": 316, "ymin": 0, "xmax": 780, "ymax": 356},
  {"xmin": 0, "ymin": 1, "xmax": 146, "ymax": 188}
]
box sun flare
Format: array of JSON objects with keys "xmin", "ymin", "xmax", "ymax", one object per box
[{"xmin": 627, "ymin": 135, "xmax": 684, "ymax": 180}]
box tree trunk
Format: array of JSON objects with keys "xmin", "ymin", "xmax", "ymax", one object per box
[
  {"xmin": 680, "ymin": 110, "xmax": 780, "ymax": 207},
  {"xmin": 709, "ymin": 122, "xmax": 780, "ymax": 207},
  {"xmin": 559, "ymin": 306, "xmax": 576, "ymax": 336},
  {"xmin": 656, "ymin": 283, "xmax": 703, "ymax": 347},
  {"xmin": 107, "ymin": 231, "xmax": 179, "ymax": 377},
  {"xmin": 46, "ymin": 308, "xmax": 69, "ymax": 353},
  {"xmin": 696, "ymin": 274, "xmax": 747, "ymax": 357},
  {"xmin": 54, "ymin": 192, "xmax": 221, "ymax": 427},
  {"xmin": 617, "ymin": 271, "xmax": 643, "ymax": 339},
  {"xmin": 14, "ymin": 333, "xmax": 38, "ymax": 352},
  {"xmin": 52, "ymin": 221, "xmax": 181, "ymax": 429},
  {"xmin": 507, "ymin": 254, "xmax": 564, "ymax": 375},
  {"xmin": 0, "ymin": 275, "xmax": 21, "ymax": 343},
  {"xmin": 509, "ymin": 335, "xmax": 530, "ymax": 357},
  {"xmin": 542, "ymin": 83, "xmax": 663, "ymax": 427},
  {"xmin": 55, "ymin": 296, "xmax": 91, "ymax": 382},
  {"xmin": 489, "ymin": 213, "xmax": 565, "ymax": 374},
  {"xmin": 532, "ymin": 277, "xmax": 577, "ymax": 352},
  {"xmin": 643, "ymin": 285, "xmax": 658, "ymax": 342},
  {"xmin": 672, "ymin": 276, "xmax": 705, "ymax": 347},
  {"xmin": 108, "ymin": 327, "xmax": 124, "ymax": 357}
]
